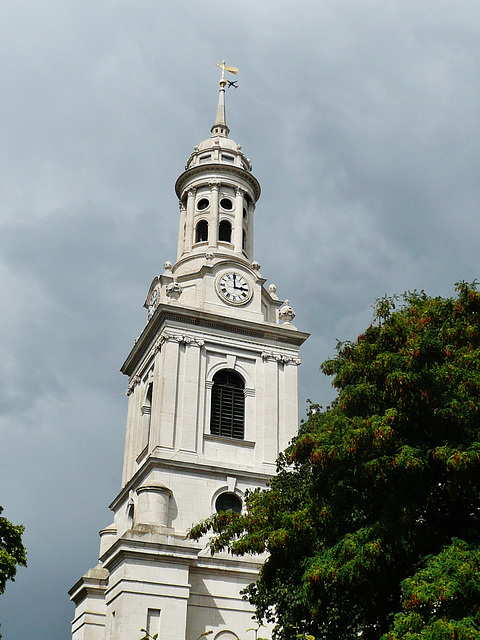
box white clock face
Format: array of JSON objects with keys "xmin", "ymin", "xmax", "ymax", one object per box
[{"xmin": 216, "ymin": 272, "xmax": 252, "ymax": 305}]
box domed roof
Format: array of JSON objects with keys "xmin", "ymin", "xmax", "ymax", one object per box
[{"xmin": 198, "ymin": 135, "xmax": 239, "ymax": 152}]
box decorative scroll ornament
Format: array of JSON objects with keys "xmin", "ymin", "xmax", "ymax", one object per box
[
  {"xmin": 279, "ymin": 299, "xmax": 296, "ymax": 324},
  {"xmin": 166, "ymin": 281, "xmax": 182, "ymax": 300},
  {"xmin": 126, "ymin": 375, "xmax": 141, "ymax": 396},
  {"xmin": 126, "ymin": 332, "xmax": 205, "ymax": 394},
  {"xmin": 261, "ymin": 351, "xmax": 301, "ymax": 366},
  {"xmin": 163, "ymin": 261, "xmax": 173, "ymax": 273},
  {"xmin": 160, "ymin": 332, "xmax": 205, "ymax": 348}
]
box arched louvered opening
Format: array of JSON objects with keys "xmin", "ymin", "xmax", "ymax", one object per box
[
  {"xmin": 210, "ymin": 370, "xmax": 245, "ymax": 439},
  {"xmin": 242, "ymin": 229, "xmax": 247, "ymax": 251},
  {"xmin": 215, "ymin": 492, "xmax": 242, "ymax": 514},
  {"xmin": 219, "ymin": 220, "xmax": 232, "ymax": 243},
  {"xmin": 195, "ymin": 220, "xmax": 208, "ymax": 243}
]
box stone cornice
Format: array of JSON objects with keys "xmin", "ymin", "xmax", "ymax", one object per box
[
  {"xmin": 100, "ymin": 533, "xmax": 262, "ymax": 578},
  {"xmin": 121, "ymin": 304, "xmax": 309, "ymax": 378},
  {"xmin": 101, "ymin": 534, "xmax": 200, "ymax": 574},
  {"xmin": 109, "ymin": 453, "xmax": 276, "ymax": 512},
  {"xmin": 68, "ymin": 568, "xmax": 109, "ymax": 603},
  {"xmin": 175, "ymin": 164, "xmax": 261, "ymax": 202}
]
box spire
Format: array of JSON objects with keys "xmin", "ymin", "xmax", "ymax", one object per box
[{"xmin": 211, "ymin": 61, "xmax": 237, "ymax": 138}]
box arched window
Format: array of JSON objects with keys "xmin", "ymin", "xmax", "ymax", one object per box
[
  {"xmin": 219, "ymin": 220, "xmax": 232, "ymax": 243},
  {"xmin": 215, "ymin": 492, "xmax": 242, "ymax": 514},
  {"xmin": 195, "ymin": 220, "xmax": 208, "ymax": 243},
  {"xmin": 210, "ymin": 370, "xmax": 245, "ymax": 439}
]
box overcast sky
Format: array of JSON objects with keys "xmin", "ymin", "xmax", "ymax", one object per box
[{"xmin": 1, "ymin": 1, "xmax": 480, "ymax": 638}]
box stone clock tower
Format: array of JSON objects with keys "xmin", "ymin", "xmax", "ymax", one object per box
[{"xmin": 69, "ymin": 68, "xmax": 309, "ymax": 640}]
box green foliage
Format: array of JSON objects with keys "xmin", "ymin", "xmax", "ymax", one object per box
[
  {"xmin": 382, "ymin": 539, "xmax": 480, "ymax": 639},
  {"xmin": 188, "ymin": 282, "xmax": 480, "ymax": 640},
  {"xmin": 0, "ymin": 506, "xmax": 26, "ymax": 638}
]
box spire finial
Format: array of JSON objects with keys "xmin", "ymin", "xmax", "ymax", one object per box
[{"xmin": 211, "ymin": 61, "xmax": 238, "ymax": 138}]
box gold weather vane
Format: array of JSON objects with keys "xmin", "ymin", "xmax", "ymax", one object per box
[{"xmin": 214, "ymin": 60, "xmax": 238, "ymax": 87}]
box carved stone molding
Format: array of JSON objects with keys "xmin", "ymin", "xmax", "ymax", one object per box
[
  {"xmin": 160, "ymin": 332, "xmax": 205, "ymax": 348},
  {"xmin": 126, "ymin": 375, "xmax": 141, "ymax": 396},
  {"xmin": 208, "ymin": 180, "xmax": 221, "ymax": 191},
  {"xmin": 268, "ymin": 283, "xmax": 278, "ymax": 299},
  {"xmin": 261, "ymin": 351, "xmax": 301, "ymax": 366},
  {"xmin": 279, "ymin": 299, "xmax": 296, "ymax": 324},
  {"xmin": 166, "ymin": 281, "xmax": 182, "ymax": 300}
]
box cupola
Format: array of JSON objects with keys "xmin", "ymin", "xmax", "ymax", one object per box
[{"xmin": 174, "ymin": 63, "xmax": 261, "ymax": 265}]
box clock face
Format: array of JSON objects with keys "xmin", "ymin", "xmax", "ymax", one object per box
[
  {"xmin": 216, "ymin": 272, "xmax": 252, "ymax": 305},
  {"xmin": 147, "ymin": 287, "xmax": 159, "ymax": 320}
]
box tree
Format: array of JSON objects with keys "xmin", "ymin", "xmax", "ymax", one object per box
[
  {"xmin": 0, "ymin": 506, "xmax": 26, "ymax": 638},
  {"xmin": 189, "ymin": 282, "xmax": 480, "ymax": 640}
]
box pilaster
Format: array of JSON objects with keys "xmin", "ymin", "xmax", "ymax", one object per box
[
  {"xmin": 234, "ymin": 187, "xmax": 245, "ymax": 253},
  {"xmin": 177, "ymin": 200, "xmax": 186, "ymax": 260},
  {"xmin": 209, "ymin": 181, "xmax": 220, "ymax": 249},
  {"xmin": 185, "ymin": 189, "xmax": 196, "ymax": 253},
  {"xmin": 151, "ymin": 337, "xmax": 180, "ymax": 449}
]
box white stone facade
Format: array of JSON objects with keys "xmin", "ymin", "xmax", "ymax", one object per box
[{"xmin": 69, "ymin": 75, "xmax": 308, "ymax": 640}]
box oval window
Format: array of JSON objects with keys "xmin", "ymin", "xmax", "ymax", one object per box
[
  {"xmin": 220, "ymin": 198, "xmax": 233, "ymax": 210},
  {"xmin": 197, "ymin": 198, "xmax": 209, "ymax": 211},
  {"xmin": 215, "ymin": 493, "xmax": 242, "ymax": 514}
]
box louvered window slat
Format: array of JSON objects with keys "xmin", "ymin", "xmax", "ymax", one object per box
[{"xmin": 210, "ymin": 370, "xmax": 245, "ymax": 439}]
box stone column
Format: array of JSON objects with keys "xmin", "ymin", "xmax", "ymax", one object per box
[
  {"xmin": 177, "ymin": 200, "xmax": 186, "ymax": 259},
  {"xmin": 247, "ymin": 202, "xmax": 255, "ymax": 259},
  {"xmin": 234, "ymin": 187, "xmax": 245, "ymax": 253},
  {"xmin": 184, "ymin": 188, "xmax": 196, "ymax": 253},
  {"xmin": 209, "ymin": 181, "xmax": 220, "ymax": 249},
  {"xmin": 136, "ymin": 484, "xmax": 172, "ymax": 527},
  {"xmin": 98, "ymin": 525, "xmax": 117, "ymax": 558}
]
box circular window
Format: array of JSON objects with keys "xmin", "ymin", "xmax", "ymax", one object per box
[
  {"xmin": 220, "ymin": 198, "xmax": 233, "ymax": 210},
  {"xmin": 197, "ymin": 198, "xmax": 209, "ymax": 211},
  {"xmin": 215, "ymin": 493, "xmax": 242, "ymax": 514}
]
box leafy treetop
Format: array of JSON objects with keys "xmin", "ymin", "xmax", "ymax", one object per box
[
  {"xmin": 0, "ymin": 506, "xmax": 26, "ymax": 638},
  {"xmin": 189, "ymin": 282, "xmax": 480, "ymax": 640}
]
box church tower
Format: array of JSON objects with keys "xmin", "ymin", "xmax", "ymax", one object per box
[{"xmin": 69, "ymin": 65, "xmax": 309, "ymax": 640}]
